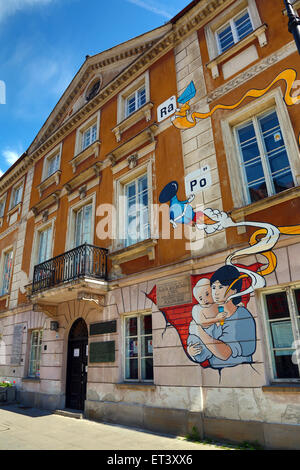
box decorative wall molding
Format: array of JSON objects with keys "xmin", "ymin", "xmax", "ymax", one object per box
[{"xmin": 207, "ymin": 40, "xmax": 297, "ymax": 103}]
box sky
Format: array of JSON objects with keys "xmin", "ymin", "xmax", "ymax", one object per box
[{"xmin": 0, "ymin": 0, "xmax": 192, "ymax": 176}]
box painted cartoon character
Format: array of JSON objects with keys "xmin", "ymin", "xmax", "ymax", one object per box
[
  {"xmin": 187, "ymin": 265, "xmax": 257, "ymax": 370},
  {"xmin": 159, "ymin": 181, "xmax": 215, "ymax": 229},
  {"xmin": 187, "ymin": 278, "xmax": 224, "ymax": 364}
]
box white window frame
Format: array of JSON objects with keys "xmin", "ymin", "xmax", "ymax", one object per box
[
  {"xmin": 125, "ymin": 85, "xmax": 146, "ymax": 119},
  {"xmin": 29, "ymin": 218, "xmax": 55, "ymax": 280},
  {"xmin": 215, "ymin": 7, "xmax": 254, "ymax": 55},
  {"xmin": 28, "ymin": 329, "xmax": 43, "ymax": 379},
  {"xmin": 221, "ymin": 88, "xmax": 300, "ymax": 209},
  {"xmin": 42, "ymin": 143, "xmax": 62, "ymax": 182},
  {"xmin": 0, "ymin": 193, "xmax": 7, "ymax": 218},
  {"xmin": 74, "ymin": 112, "xmax": 100, "ymax": 156},
  {"xmin": 0, "ymin": 247, "xmax": 14, "ymax": 297},
  {"xmin": 65, "ymin": 193, "xmax": 96, "ymax": 251},
  {"xmin": 123, "ymin": 311, "xmax": 153, "ymax": 383},
  {"xmin": 234, "ymin": 107, "xmax": 296, "ymax": 204},
  {"xmin": 205, "ymin": 0, "xmax": 262, "ymax": 61},
  {"xmin": 9, "ymin": 179, "xmax": 24, "ymax": 210},
  {"xmin": 259, "ymin": 285, "xmax": 300, "ymax": 383},
  {"xmin": 117, "ymin": 71, "xmax": 150, "ymax": 124},
  {"xmin": 113, "ymin": 160, "xmax": 153, "ymax": 250}
]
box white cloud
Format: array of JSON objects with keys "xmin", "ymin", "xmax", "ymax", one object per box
[
  {"xmin": 126, "ymin": 0, "xmax": 175, "ymax": 19},
  {"xmin": 2, "ymin": 148, "xmax": 23, "ymax": 166},
  {"xmin": 0, "ymin": 0, "xmax": 55, "ymax": 24}
]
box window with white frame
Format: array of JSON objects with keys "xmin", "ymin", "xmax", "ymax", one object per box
[
  {"xmin": 37, "ymin": 225, "xmax": 53, "ymax": 264},
  {"xmin": 263, "ymin": 288, "xmax": 300, "ymax": 380},
  {"xmin": 235, "ymin": 108, "xmax": 295, "ymax": 204},
  {"xmin": 117, "ymin": 71, "xmax": 150, "ymax": 125},
  {"xmin": 124, "ymin": 313, "xmax": 153, "ymax": 382},
  {"xmin": 45, "ymin": 152, "xmax": 60, "ymax": 179},
  {"xmin": 28, "ymin": 329, "xmax": 43, "ymax": 378},
  {"xmin": 125, "ymin": 86, "xmax": 146, "ymax": 118},
  {"xmin": 0, "ymin": 249, "xmax": 13, "ymax": 296},
  {"xmin": 125, "ymin": 173, "xmax": 150, "ymax": 247},
  {"xmin": 10, "ymin": 182, "xmax": 23, "ymax": 209},
  {"xmin": 74, "ymin": 203, "xmax": 93, "ymax": 247},
  {"xmin": 216, "ymin": 8, "xmax": 254, "ymax": 54},
  {"xmin": 0, "ymin": 195, "xmax": 6, "ymax": 218},
  {"xmin": 82, "ymin": 123, "xmax": 97, "ymax": 151}
]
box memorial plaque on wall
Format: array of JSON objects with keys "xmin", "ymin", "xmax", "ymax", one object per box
[
  {"xmin": 90, "ymin": 320, "xmax": 117, "ymax": 336},
  {"xmin": 156, "ymin": 276, "xmax": 192, "ymax": 308},
  {"xmin": 10, "ymin": 324, "xmax": 23, "ymax": 365},
  {"xmin": 89, "ymin": 341, "xmax": 115, "ymax": 363}
]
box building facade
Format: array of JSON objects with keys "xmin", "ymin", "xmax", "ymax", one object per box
[{"xmin": 1, "ymin": 0, "xmax": 300, "ymax": 450}]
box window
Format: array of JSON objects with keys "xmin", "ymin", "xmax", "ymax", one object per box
[
  {"xmin": 10, "ymin": 183, "xmax": 23, "ymax": 209},
  {"xmin": 28, "ymin": 330, "xmax": 43, "ymax": 378},
  {"xmin": 37, "ymin": 226, "xmax": 52, "ymax": 264},
  {"xmin": 0, "ymin": 196, "xmax": 6, "ymax": 218},
  {"xmin": 235, "ymin": 109, "xmax": 294, "ymax": 203},
  {"xmin": 216, "ymin": 9, "xmax": 254, "ymax": 54},
  {"xmin": 124, "ymin": 314, "xmax": 153, "ymax": 382},
  {"xmin": 125, "ymin": 86, "xmax": 146, "ymax": 118},
  {"xmin": 74, "ymin": 203, "xmax": 93, "ymax": 247},
  {"xmin": 125, "ymin": 174, "xmax": 150, "ymax": 247},
  {"xmin": 46, "ymin": 153, "xmax": 60, "ymax": 179},
  {"xmin": 1, "ymin": 250, "xmax": 13, "ymax": 296},
  {"xmin": 74, "ymin": 112, "xmax": 100, "ymax": 157},
  {"xmin": 0, "ymin": 250, "xmax": 13, "ymax": 296},
  {"xmin": 86, "ymin": 79, "xmax": 101, "ymax": 102},
  {"xmin": 263, "ymin": 288, "xmax": 300, "ymax": 380},
  {"xmin": 82, "ymin": 123, "xmax": 97, "ymax": 151}
]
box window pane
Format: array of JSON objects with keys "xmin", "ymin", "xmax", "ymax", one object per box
[
  {"xmin": 270, "ymin": 321, "xmax": 294, "ymax": 349},
  {"xmin": 141, "ymin": 335, "xmax": 153, "ymax": 357},
  {"xmin": 141, "ymin": 358, "xmax": 153, "ymax": 381},
  {"xmin": 91, "ymin": 124, "xmax": 97, "ymax": 144},
  {"xmin": 138, "ymin": 87, "xmax": 146, "ymax": 107},
  {"xmin": 238, "ymin": 123, "xmax": 260, "ymax": 163},
  {"xmin": 235, "ymin": 11, "xmax": 253, "ymax": 40},
  {"xmin": 274, "ymin": 350, "xmax": 299, "ymax": 379},
  {"xmin": 126, "ymin": 338, "xmax": 138, "ymax": 358},
  {"xmin": 294, "ymin": 289, "xmax": 300, "ymax": 314},
  {"xmin": 266, "ymin": 292, "xmax": 290, "ymax": 320},
  {"xmin": 2, "ymin": 251, "xmax": 13, "ymax": 295},
  {"xmin": 259, "ymin": 111, "xmax": 294, "ymax": 195},
  {"xmin": 141, "ymin": 315, "xmax": 152, "ymax": 335},
  {"xmin": 125, "ymin": 358, "xmax": 138, "ymax": 380},
  {"xmin": 126, "ymin": 317, "xmax": 137, "ymax": 337},
  {"xmin": 218, "ymin": 24, "xmax": 234, "ymax": 52}
]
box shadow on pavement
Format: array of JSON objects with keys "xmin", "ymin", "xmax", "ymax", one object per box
[{"xmin": 0, "ymin": 404, "xmax": 53, "ymax": 418}]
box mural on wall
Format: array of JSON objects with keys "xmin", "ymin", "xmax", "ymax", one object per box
[
  {"xmin": 147, "ymin": 68, "xmax": 300, "ymax": 373},
  {"xmin": 147, "ymin": 198, "xmax": 300, "ymax": 372},
  {"xmin": 171, "ymin": 68, "xmax": 300, "ymax": 130}
]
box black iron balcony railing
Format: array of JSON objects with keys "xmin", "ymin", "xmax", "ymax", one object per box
[{"xmin": 32, "ymin": 243, "xmax": 108, "ymax": 294}]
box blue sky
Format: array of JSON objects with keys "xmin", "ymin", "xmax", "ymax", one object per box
[{"xmin": 0, "ymin": 0, "xmax": 191, "ymax": 176}]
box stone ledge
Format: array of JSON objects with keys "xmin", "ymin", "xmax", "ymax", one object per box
[{"xmin": 115, "ymin": 382, "xmax": 156, "ymax": 391}]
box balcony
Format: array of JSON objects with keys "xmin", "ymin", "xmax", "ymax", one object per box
[{"xmin": 31, "ymin": 244, "xmax": 108, "ymax": 302}]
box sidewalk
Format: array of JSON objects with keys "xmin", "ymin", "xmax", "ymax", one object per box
[{"xmin": 0, "ymin": 404, "xmax": 231, "ymax": 451}]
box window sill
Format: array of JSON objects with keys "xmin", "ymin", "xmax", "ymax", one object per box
[
  {"xmin": 7, "ymin": 202, "xmax": 22, "ymax": 218},
  {"xmin": 206, "ymin": 24, "xmax": 268, "ymax": 79},
  {"xmin": 112, "ymin": 102, "xmax": 153, "ymax": 143},
  {"xmin": 116, "ymin": 382, "xmax": 155, "ymax": 391},
  {"xmin": 37, "ymin": 170, "xmax": 61, "ymax": 197},
  {"xmin": 22, "ymin": 377, "xmax": 41, "ymax": 383},
  {"xmin": 262, "ymin": 383, "xmax": 300, "ymax": 393},
  {"xmin": 71, "ymin": 140, "xmax": 101, "ymax": 173},
  {"xmin": 230, "ymin": 185, "xmax": 300, "ymax": 222},
  {"xmin": 109, "ymin": 238, "xmax": 157, "ymax": 279}
]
